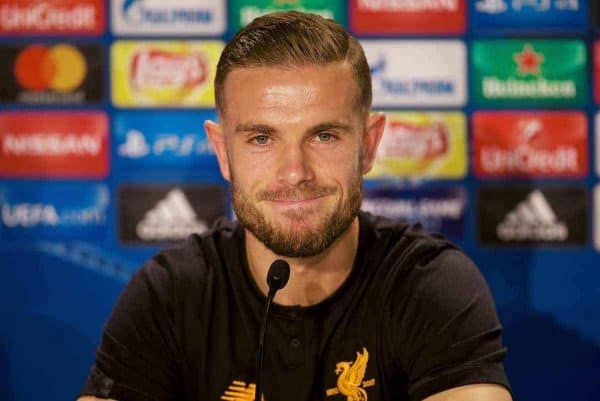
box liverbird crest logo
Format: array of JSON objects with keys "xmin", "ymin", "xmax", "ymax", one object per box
[{"xmin": 326, "ymin": 348, "xmax": 376, "ymax": 401}]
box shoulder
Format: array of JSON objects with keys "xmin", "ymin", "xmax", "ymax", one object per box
[
  {"xmin": 133, "ymin": 217, "xmax": 241, "ymax": 299},
  {"xmin": 360, "ymin": 214, "xmax": 509, "ymax": 399},
  {"xmin": 359, "ymin": 211, "xmax": 459, "ymax": 278},
  {"xmin": 360, "ymin": 211, "xmax": 492, "ymax": 321}
]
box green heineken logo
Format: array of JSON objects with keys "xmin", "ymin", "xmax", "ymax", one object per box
[
  {"xmin": 229, "ymin": 0, "xmax": 344, "ymax": 32},
  {"xmin": 514, "ymin": 44, "xmax": 543, "ymax": 76},
  {"xmin": 472, "ymin": 40, "xmax": 587, "ymax": 106}
]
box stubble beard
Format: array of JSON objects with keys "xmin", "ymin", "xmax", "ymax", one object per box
[{"xmin": 231, "ymin": 172, "xmax": 363, "ymax": 258}]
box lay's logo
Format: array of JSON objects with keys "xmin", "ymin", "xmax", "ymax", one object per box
[
  {"xmin": 379, "ymin": 121, "xmax": 449, "ymax": 159},
  {"xmin": 111, "ymin": 41, "xmax": 223, "ymax": 107},
  {"xmin": 130, "ymin": 49, "xmax": 207, "ymax": 89},
  {"xmin": 367, "ymin": 111, "xmax": 467, "ymax": 179}
]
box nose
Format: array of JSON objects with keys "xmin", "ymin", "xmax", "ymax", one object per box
[{"xmin": 275, "ymin": 143, "xmax": 314, "ymax": 186}]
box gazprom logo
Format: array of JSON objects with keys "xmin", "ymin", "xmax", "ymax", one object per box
[
  {"xmin": 370, "ymin": 56, "xmax": 456, "ymax": 96},
  {"xmin": 122, "ymin": 0, "xmax": 213, "ymax": 24}
]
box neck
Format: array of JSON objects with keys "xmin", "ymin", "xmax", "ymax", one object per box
[{"xmin": 245, "ymin": 217, "xmax": 360, "ymax": 307}]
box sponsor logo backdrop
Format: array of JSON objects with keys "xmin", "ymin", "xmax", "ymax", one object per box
[
  {"xmin": 471, "ymin": 0, "xmax": 588, "ymax": 33},
  {"xmin": 472, "ymin": 111, "xmax": 588, "ymax": 178},
  {"xmin": 113, "ymin": 110, "xmax": 218, "ymax": 172},
  {"xmin": 0, "ymin": 43, "xmax": 104, "ymax": 104},
  {"xmin": 111, "ymin": 0, "xmax": 226, "ymax": 36},
  {"xmin": 117, "ymin": 184, "xmax": 226, "ymax": 245},
  {"xmin": 0, "ymin": 0, "xmax": 106, "ymax": 36},
  {"xmin": 478, "ymin": 186, "xmax": 588, "ymax": 246},
  {"xmin": 1, "ymin": 2, "xmax": 600, "ymax": 401},
  {"xmin": 0, "ymin": 111, "xmax": 109, "ymax": 178}
]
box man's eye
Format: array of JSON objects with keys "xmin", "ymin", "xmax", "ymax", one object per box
[
  {"xmin": 253, "ymin": 135, "xmax": 269, "ymax": 145},
  {"xmin": 317, "ymin": 133, "xmax": 334, "ymax": 142}
]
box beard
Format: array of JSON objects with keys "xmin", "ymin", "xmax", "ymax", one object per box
[{"xmin": 231, "ymin": 170, "xmax": 362, "ymax": 258}]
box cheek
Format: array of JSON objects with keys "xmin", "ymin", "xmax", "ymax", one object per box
[
  {"xmin": 228, "ymin": 148, "xmax": 277, "ymax": 196},
  {"xmin": 317, "ymin": 144, "xmax": 362, "ymax": 177}
]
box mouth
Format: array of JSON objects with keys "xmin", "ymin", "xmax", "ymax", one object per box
[{"xmin": 267, "ymin": 194, "xmax": 331, "ymax": 207}]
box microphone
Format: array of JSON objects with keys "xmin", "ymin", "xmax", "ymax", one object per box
[{"xmin": 255, "ymin": 259, "xmax": 290, "ymax": 401}]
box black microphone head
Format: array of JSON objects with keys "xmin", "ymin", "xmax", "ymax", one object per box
[{"xmin": 266, "ymin": 259, "xmax": 290, "ymax": 291}]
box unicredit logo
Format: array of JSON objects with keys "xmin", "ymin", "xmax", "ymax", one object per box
[
  {"xmin": 378, "ymin": 121, "xmax": 448, "ymax": 159},
  {"xmin": 481, "ymin": 119, "xmax": 578, "ymax": 173},
  {"xmin": 473, "ymin": 112, "xmax": 587, "ymax": 178},
  {"xmin": 14, "ymin": 44, "xmax": 87, "ymax": 92},
  {"xmin": 131, "ymin": 49, "xmax": 207, "ymax": 89},
  {"xmin": 481, "ymin": 145, "xmax": 578, "ymax": 174},
  {"xmin": 0, "ymin": 2, "xmax": 97, "ymax": 31}
]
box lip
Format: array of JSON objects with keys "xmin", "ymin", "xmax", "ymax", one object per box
[{"xmin": 268, "ymin": 196, "xmax": 327, "ymax": 207}]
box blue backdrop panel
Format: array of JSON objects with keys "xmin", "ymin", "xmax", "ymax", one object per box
[{"xmin": 1, "ymin": 1, "xmax": 599, "ymax": 400}]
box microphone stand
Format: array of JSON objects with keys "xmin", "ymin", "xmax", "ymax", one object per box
[
  {"xmin": 255, "ymin": 260, "xmax": 290, "ymax": 401},
  {"xmin": 255, "ymin": 286, "xmax": 276, "ymax": 401}
]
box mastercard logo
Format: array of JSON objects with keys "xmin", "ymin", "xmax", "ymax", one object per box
[{"xmin": 13, "ymin": 44, "xmax": 87, "ymax": 92}]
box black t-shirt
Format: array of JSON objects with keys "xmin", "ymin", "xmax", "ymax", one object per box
[{"xmin": 80, "ymin": 212, "xmax": 511, "ymax": 401}]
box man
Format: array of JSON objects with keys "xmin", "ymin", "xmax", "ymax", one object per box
[{"xmin": 79, "ymin": 11, "xmax": 512, "ymax": 401}]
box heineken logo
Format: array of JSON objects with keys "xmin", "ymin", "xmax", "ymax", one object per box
[
  {"xmin": 230, "ymin": 1, "xmax": 343, "ymax": 31},
  {"xmin": 240, "ymin": 6, "xmax": 334, "ymax": 26},
  {"xmin": 482, "ymin": 77, "xmax": 576, "ymax": 99},
  {"xmin": 514, "ymin": 44, "xmax": 543, "ymax": 76},
  {"xmin": 472, "ymin": 40, "xmax": 587, "ymax": 106}
]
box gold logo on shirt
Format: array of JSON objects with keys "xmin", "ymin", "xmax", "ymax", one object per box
[
  {"xmin": 326, "ymin": 347, "xmax": 376, "ymax": 401},
  {"xmin": 221, "ymin": 380, "xmax": 261, "ymax": 401}
]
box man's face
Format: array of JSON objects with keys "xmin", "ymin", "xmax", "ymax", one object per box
[{"xmin": 206, "ymin": 63, "xmax": 384, "ymax": 258}]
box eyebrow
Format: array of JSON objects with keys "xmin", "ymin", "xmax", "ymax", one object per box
[
  {"xmin": 235, "ymin": 123, "xmax": 276, "ymax": 134},
  {"xmin": 234, "ymin": 121, "xmax": 353, "ymax": 135}
]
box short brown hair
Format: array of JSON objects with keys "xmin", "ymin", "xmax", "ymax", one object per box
[{"xmin": 214, "ymin": 11, "xmax": 372, "ymax": 115}]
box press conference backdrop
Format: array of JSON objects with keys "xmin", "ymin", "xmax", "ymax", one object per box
[{"xmin": 0, "ymin": 1, "xmax": 599, "ymax": 400}]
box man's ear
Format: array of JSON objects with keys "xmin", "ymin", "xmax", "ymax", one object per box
[
  {"xmin": 361, "ymin": 112, "xmax": 386, "ymax": 175},
  {"xmin": 204, "ymin": 120, "xmax": 231, "ymax": 182}
]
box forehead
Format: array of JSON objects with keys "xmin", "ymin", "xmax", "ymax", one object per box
[{"xmin": 220, "ymin": 63, "xmax": 360, "ymax": 126}]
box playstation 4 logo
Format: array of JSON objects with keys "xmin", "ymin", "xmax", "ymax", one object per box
[
  {"xmin": 476, "ymin": 0, "xmax": 509, "ymax": 13},
  {"xmin": 118, "ymin": 129, "xmax": 214, "ymax": 159},
  {"xmin": 476, "ymin": 0, "xmax": 578, "ymax": 13}
]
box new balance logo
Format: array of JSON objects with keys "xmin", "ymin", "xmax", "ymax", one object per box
[
  {"xmin": 136, "ymin": 188, "xmax": 208, "ymax": 241},
  {"xmin": 497, "ymin": 190, "xmax": 568, "ymax": 241},
  {"xmin": 221, "ymin": 381, "xmax": 257, "ymax": 401}
]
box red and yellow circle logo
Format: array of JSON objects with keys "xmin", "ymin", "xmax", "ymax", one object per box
[{"xmin": 13, "ymin": 44, "xmax": 87, "ymax": 93}]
